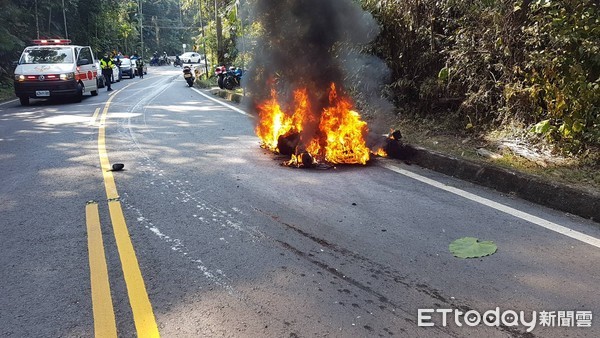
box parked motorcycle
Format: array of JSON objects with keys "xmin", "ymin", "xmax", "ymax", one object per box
[
  {"xmin": 223, "ymin": 67, "xmax": 243, "ymax": 90},
  {"xmin": 215, "ymin": 66, "xmax": 227, "ymax": 89},
  {"xmin": 183, "ymin": 65, "xmax": 194, "ymax": 87}
]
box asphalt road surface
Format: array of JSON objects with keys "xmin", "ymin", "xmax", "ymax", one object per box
[{"xmin": 1, "ymin": 67, "xmax": 599, "ymax": 337}]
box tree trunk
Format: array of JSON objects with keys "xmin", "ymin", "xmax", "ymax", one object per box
[{"xmin": 215, "ymin": 0, "xmax": 224, "ymax": 65}]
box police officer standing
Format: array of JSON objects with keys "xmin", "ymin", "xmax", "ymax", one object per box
[
  {"xmin": 99, "ymin": 53, "xmax": 115, "ymax": 91},
  {"xmin": 136, "ymin": 58, "xmax": 145, "ymax": 79}
]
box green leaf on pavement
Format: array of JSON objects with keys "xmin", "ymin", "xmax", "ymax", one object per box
[{"xmin": 449, "ymin": 237, "xmax": 497, "ymax": 259}]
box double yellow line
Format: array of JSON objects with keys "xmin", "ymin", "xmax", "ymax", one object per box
[{"xmin": 86, "ymin": 95, "xmax": 160, "ymax": 337}]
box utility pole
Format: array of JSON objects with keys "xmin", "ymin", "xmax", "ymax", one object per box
[
  {"xmin": 62, "ymin": 0, "xmax": 68, "ymax": 39},
  {"xmin": 237, "ymin": 0, "xmax": 245, "ymax": 95},
  {"xmin": 237, "ymin": 0, "xmax": 245, "ymax": 71},
  {"xmin": 215, "ymin": 0, "xmax": 223, "ymax": 65},
  {"xmin": 35, "ymin": 0, "xmax": 40, "ymax": 39},
  {"xmin": 178, "ymin": 0, "xmax": 183, "ymax": 26},
  {"xmin": 139, "ymin": 0, "xmax": 144, "ymax": 59},
  {"xmin": 198, "ymin": 0, "xmax": 210, "ymax": 78}
]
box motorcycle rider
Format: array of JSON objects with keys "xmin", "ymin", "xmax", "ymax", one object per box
[
  {"xmin": 151, "ymin": 51, "xmax": 159, "ymax": 66},
  {"xmin": 99, "ymin": 52, "xmax": 115, "ymax": 91}
]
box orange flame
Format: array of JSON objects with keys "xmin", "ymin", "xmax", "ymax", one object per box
[
  {"xmin": 374, "ymin": 147, "xmax": 387, "ymax": 157},
  {"xmin": 256, "ymin": 83, "xmax": 371, "ymax": 165}
]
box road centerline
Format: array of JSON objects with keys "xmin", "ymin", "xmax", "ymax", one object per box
[
  {"xmin": 90, "ymin": 107, "xmax": 100, "ymax": 126},
  {"xmin": 97, "ymin": 91, "xmax": 160, "ymax": 337},
  {"xmin": 85, "ymin": 201, "xmax": 118, "ymax": 338}
]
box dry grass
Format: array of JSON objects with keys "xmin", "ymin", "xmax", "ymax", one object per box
[{"xmin": 391, "ymin": 115, "xmax": 600, "ymax": 196}]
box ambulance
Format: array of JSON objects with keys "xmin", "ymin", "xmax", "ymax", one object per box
[{"xmin": 13, "ymin": 39, "xmax": 99, "ymax": 106}]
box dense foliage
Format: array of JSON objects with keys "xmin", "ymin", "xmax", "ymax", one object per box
[
  {"xmin": 0, "ymin": 0, "xmax": 230, "ymax": 74},
  {"xmin": 1, "ymin": 0, "xmax": 598, "ymax": 156},
  {"xmin": 362, "ymin": 0, "xmax": 599, "ymax": 155}
]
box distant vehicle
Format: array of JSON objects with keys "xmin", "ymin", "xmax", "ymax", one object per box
[
  {"xmin": 132, "ymin": 59, "xmax": 147, "ymax": 76},
  {"xmin": 96, "ymin": 61, "xmax": 121, "ymax": 88},
  {"xmin": 95, "ymin": 61, "xmax": 121, "ymax": 87},
  {"xmin": 119, "ymin": 58, "xmax": 135, "ymax": 78},
  {"xmin": 95, "ymin": 61, "xmax": 105, "ymax": 88},
  {"xmin": 173, "ymin": 56, "xmax": 183, "ymax": 67},
  {"xmin": 179, "ymin": 52, "xmax": 204, "ymax": 63},
  {"xmin": 13, "ymin": 39, "xmax": 98, "ymax": 105},
  {"xmin": 111, "ymin": 64, "xmax": 121, "ymax": 83},
  {"xmin": 150, "ymin": 52, "xmax": 170, "ymax": 66}
]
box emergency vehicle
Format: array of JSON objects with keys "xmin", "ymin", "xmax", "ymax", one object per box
[{"xmin": 13, "ymin": 39, "xmax": 99, "ymax": 105}]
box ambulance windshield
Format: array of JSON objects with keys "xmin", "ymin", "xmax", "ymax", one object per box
[{"xmin": 19, "ymin": 46, "xmax": 74, "ymax": 64}]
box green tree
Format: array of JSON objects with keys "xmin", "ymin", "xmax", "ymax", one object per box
[{"xmin": 517, "ymin": 0, "xmax": 600, "ymax": 151}]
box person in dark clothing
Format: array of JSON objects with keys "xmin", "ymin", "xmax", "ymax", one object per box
[
  {"xmin": 136, "ymin": 59, "xmax": 145, "ymax": 78},
  {"xmin": 99, "ymin": 53, "xmax": 115, "ymax": 91}
]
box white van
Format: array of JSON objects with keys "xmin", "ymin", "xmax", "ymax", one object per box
[{"xmin": 13, "ymin": 39, "xmax": 99, "ymax": 105}]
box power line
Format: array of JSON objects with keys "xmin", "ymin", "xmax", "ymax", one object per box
[{"xmin": 142, "ymin": 26, "xmax": 205, "ymax": 29}]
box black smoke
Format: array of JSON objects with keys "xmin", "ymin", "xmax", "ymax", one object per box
[{"xmin": 243, "ymin": 0, "xmax": 394, "ymax": 149}]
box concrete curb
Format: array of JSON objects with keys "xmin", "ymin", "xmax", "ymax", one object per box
[
  {"xmin": 208, "ymin": 88, "xmax": 599, "ymax": 223},
  {"xmin": 209, "ymin": 88, "xmax": 244, "ymax": 104},
  {"xmin": 410, "ymin": 147, "xmax": 600, "ymax": 222}
]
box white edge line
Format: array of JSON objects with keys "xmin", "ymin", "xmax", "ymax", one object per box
[
  {"xmin": 189, "ymin": 87, "xmax": 600, "ymax": 249},
  {"xmin": 382, "ymin": 162, "xmax": 600, "ymax": 249},
  {"xmin": 0, "ymin": 99, "xmax": 18, "ymax": 106},
  {"xmin": 191, "ymin": 87, "xmax": 254, "ymax": 118}
]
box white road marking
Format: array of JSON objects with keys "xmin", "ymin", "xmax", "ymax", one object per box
[
  {"xmin": 111, "ymin": 80, "xmax": 250, "ymax": 295},
  {"xmin": 124, "ymin": 198, "xmax": 236, "ymax": 295},
  {"xmin": 191, "ymin": 87, "xmax": 254, "ymax": 117},
  {"xmin": 0, "ymin": 99, "xmax": 18, "ymax": 106},
  {"xmin": 190, "ymin": 87, "xmax": 600, "ymax": 249},
  {"xmin": 381, "ymin": 162, "xmax": 600, "ymax": 249}
]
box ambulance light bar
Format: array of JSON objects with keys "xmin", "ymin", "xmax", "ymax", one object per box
[{"xmin": 32, "ymin": 39, "xmax": 72, "ymax": 45}]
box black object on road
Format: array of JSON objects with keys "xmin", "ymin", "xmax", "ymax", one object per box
[{"xmin": 111, "ymin": 163, "xmax": 125, "ymax": 171}]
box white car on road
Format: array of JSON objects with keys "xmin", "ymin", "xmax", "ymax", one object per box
[{"xmin": 179, "ymin": 52, "xmax": 204, "ymax": 63}]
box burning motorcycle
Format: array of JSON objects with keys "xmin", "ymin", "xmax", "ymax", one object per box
[{"xmin": 182, "ymin": 65, "xmax": 194, "ymax": 87}]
